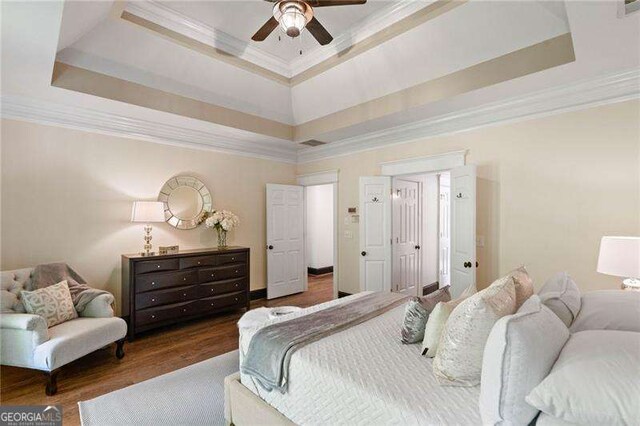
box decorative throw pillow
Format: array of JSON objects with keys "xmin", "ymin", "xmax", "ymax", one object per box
[
  {"xmin": 479, "ymin": 295, "xmax": 570, "ymax": 426},
  {"xmin": 570, "ymin": 290, "xmax": 640, "ymax": 333},
  {"xmin": 526, "ymin": 330, "xmax": 640, "ymax": 425},
  {"xmin": 505, "ymin": 266, "xmax": 534, "ymax": 310},
  {"xmin": 21, "ymin": 280, "xmax": 77, "ymax": 327},
  {"xmin": 421, "ymin": 283, "xmax": 476, "ymax": 357},
  {"xmin": 433, "ymin": 276, "xmax": 517, "ymax": 386},
  {"xmin": 537, "ymin": 272, "xmax": 581, "ymax": 327},
  {"xmin": 401, "ymin": 286, "xmax": 451, "ymax": 344}
]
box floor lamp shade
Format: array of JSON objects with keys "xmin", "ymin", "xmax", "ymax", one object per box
[{"xmin": 131, "ymin": 201, "xmax": 166, "ymax": 223}]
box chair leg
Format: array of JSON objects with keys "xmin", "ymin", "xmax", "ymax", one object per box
[
  {"xmin": 45, "ymin": 369, "xmax": 60, "ymax": 396},
  {"xmin": 115, "ymin": 338, "xmax": 125, "ymax": 359}
]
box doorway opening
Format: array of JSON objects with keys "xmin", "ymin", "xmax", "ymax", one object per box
[
  {"xmin": 391, "ymin": 171, "xmax": 451, "ymax": 297},
  {"xmin": 304, "ymin": 183, "xmax": 335, "ymax": 300}
]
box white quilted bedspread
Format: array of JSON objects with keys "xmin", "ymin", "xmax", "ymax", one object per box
[{"xmin": 239, "ymin": 293, "xmax": 481, "ymax": 425}]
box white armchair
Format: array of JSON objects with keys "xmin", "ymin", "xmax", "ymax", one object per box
[{"xmin": 1, "ymin": 268, "xmax": 127, "ymax": 395}]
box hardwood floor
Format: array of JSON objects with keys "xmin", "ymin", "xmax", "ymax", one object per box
[{"xmin": 0, "ymin": 274, "xmax": 333, "ymax": 425}]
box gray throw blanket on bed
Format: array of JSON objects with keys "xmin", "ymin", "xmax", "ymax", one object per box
[
  {"xmin": 32, "ymin": 263, "xmax": 110, "ymax": 313},
  {"xmin": 241, "ymin": 291, "xmax": 408, "ymax": 392}
]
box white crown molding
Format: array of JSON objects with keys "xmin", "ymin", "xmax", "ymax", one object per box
[
  {"xmin": 289, "ymin": 0, "xmax": 429, "ymax": 76},
  {"xmin": 124, "ymin": 0, "xmax": 427, "ymax": 79},
  {"xmin": 124, "ymin": 1, "xmax": 292, "ymax": 77},
  {"xmin": 297, "ymin": 68, "xmax": 640, "ymax": 163},
  {"xmin": 0, "ymin": 96, "xmax": 297, "ymax": 164}
]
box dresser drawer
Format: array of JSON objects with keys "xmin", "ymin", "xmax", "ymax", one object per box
[
  {"xmin": 199, "ymin": 264, "xmax": 247, "ymax": 283},
  {"xmin": 179, "ymin": 255, "xmax": 217, "ymax": 270},
  {"xmin": 135, "ymin": 259, "xmax": 179, "ymax": 275},
  {"xmin": 200, "ymin": 291, "xmax": 246, "ymax": 311},
  {"xmin": 135, "ymin": 285, "xmax": 199, "ymax": 310},
  {"xmin": 199, "ymin": 278, "xmax": 247, "ymax": 297},
  {"xmin": 216, "ymin": 252, "xmax": 247, "ymax": 266},
  {"xmin": 135, "ymin": 300, "xmax": 199, "ymax": 326},
  {"xmin": 136, "ymin": 270, "xmax": 199, "ymax": 293}
]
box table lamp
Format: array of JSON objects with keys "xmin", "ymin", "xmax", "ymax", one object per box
[
  {"xmin": 597, "ymin": 236, "xmax": 640, "ymax": 290},
  {"xmin": 131, "ymin": 201, "xmax": 166, "ymax": 256}
]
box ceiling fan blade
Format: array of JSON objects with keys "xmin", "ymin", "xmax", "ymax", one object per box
[
  {"xmin": 252, "ymin": 16, "xmax": 279, "ymax": 41},
  {"xmin": 311, "ymin": 0, "xmax": 367, "ymax": 7},
  {"xmin": 306, "ymin": 17, "xmax": 333, "ymax": 45}
]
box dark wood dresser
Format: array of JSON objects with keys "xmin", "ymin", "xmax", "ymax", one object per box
[{"xmin": 122, "ymin": 247, "xmax": 250, "ymax": 339}]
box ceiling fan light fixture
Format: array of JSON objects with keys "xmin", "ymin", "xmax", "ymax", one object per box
[{"xmin": 273, "ymin": 1, "xmax": 313, "ymax": 38}]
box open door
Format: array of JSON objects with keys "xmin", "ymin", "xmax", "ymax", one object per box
[
  {"xmin": 359, "ymin": 176, "xmax": 392, "ymax": 292},
  {"xmin": 266, "ymin": 184, "xmax": 305, "ymax": 299},
  {"xmin": 392, "ymin": 177, "xmax": 420, "ymax": 295},
  {"xmin": 450, "ymin": 165, "xmax": 477, "ymax": 297}
]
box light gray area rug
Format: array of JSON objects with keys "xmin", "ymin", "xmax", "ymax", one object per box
[{"xmin": 79, "ymin": 350, "xmax": 239, "ymax": 426}]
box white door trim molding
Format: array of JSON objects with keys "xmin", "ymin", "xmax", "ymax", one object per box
[
  {"xmin": 296, "ymin": 169, "xmax": 339, "ymax": 186},
  {"xmin": 380, "ymin": 151, "xmax": 466, "ymax": 176}
]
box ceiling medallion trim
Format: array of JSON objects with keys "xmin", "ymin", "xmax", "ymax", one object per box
[
  {"xmin": 122, "ymin": 0, "xmax": 435, "ymax": 82},
  {"xmin": 297, "ymin": 68, "xmax": 640, "ymax": 163}
]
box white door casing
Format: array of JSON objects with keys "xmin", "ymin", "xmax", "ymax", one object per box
[
  {"xmin": 392, "ymin": 178, "xmax": 420, "ymax": 295},
  {"xmin": 359, "ymin": 176, "xmax": 392, "ymax": 292},
  {"xmin": 439, "ymin": 177, "xmax": 451, "ymax": 287},
  {"xmin": 266, "ymin": 184, "xmax": 305, "ymax": 299},
  {"xmin": 450, "ymin": 165, "xmax": 477, "ymax": 297}
]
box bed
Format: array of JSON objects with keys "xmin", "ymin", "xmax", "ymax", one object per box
[{"xmin": 234, "ymin": 293, "xmax": 481, "ymax": 425}]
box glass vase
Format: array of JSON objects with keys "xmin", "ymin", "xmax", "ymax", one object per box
[{"xmin": 217, "ymin": 229, "xmax": 228, "ymax": 249}]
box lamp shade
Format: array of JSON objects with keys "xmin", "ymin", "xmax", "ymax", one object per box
[
  {"xmin": 131, "ymin": 201, "xmax": 166, "ymax": 223},
  {"xmin": 597, "ymin": 236, "xmax": 640, "ymax": 278}
]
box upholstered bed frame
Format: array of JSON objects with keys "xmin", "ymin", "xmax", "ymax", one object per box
[{"xmin": 224, "ymin": 372, "xmax": 294, "ymax": 426}]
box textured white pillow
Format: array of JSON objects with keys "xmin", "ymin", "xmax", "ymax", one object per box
[
  {"xmin": 537, "ymin": 272, "xmax": 581, "ymax": 327},
  {"xmin": 570, "ymin": 290, "xmax": 640, "ymax": 333},
  {"xmin": 526, "ymin": 330, "xmax": 640, "ymax": 425},
  {"xmin": 21, "ymin": 280, "xmax": 78, "ymax": 327},
  {"xmin": 480, "ymin": 295, "xmax": 569, "ymax": 426},
  {"xmin": 421, "ymin": 283, "xmax": 476, "ymax": 357},
  {"xmin": 433, "ymin": 277, "xmax": 516, "ymax": 386}
]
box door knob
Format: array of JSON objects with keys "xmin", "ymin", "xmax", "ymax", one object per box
[
  {"xmin": 415, "ymin": 245, "xmax": 421, "ymax": 250},
  {"xmin": 267, "ymin": 245, "xmax": 274, "ymax": 250},
  {"xmin": 456, "ymin": 193, "xmax": 463, "ymax": 198},
  {"xmin": 464, "ymin": 261, "xmax": 472, "ymax": 268},
  {"xmin": 476, "ymin": 261, "xmax": 479, "ymax": 268},
  {"xmin": 361, "ymin": 251, "xmax": 367, "ymax": 256}
]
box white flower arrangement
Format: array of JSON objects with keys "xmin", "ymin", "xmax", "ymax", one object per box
[{"xmin": 205, "ymin": 210, "xmax": 240, "ymax": 232}]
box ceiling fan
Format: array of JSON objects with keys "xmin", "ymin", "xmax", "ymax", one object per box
[{"xmin": 251, "ymin": 0, "xmax": 367, "ymax": 46}]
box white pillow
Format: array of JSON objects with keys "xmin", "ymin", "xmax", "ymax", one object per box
[
  {"xmin": 421, "ymin": 283, "xmax": 476, "ymax": 357},
  {"xmin": 537, "ymin": 272, "xmax": 581, "ymax": 327},
  {"xmin": 480, "ymin": 295, "xmax": 569, "ymax": 426},
  {"xmin": 570, "ymin": 290, "xmax": 640, "ymax": 333},
  {"xmin": 526, "ymin": 330, "xmax": 640, "ymax": 425},
  {"xmin": 433, "ymin": 276, "xmax": 516, "ymax": 386}
]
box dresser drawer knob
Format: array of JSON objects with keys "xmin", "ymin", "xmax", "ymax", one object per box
[
  {"xmin": 231, "ymin": 257, "xmax": 235, "ymax": 261},
  {"xmin": 235, "ymin": 270, "xmax": 239, "ymax": 273},
  {"xmin": 235, "ymin": 283, "xmax": 238, "ymax": 287},
  {"xmin": 157, "ymin": 265, "xmax": 160, "ymax": 268},
  {"xmin": 151, "ymin": 315, "xmax": 156, "ymax": 319},
  {"xmin": 183, "ymin": 293, "xmax": 187, "ymax": 296},
  {"xmin": 183, "ymin": 308, "xmax": 187, "ymax": 312},
  {"xmin": 151, "ymin": 298, "xmax": 156, "ymax": 302},
  {"xmin": 210, "ymin": 303, "xmax": 214, "ymax": 306},
  {"xmin": 198, "ymin": 261, "xmax": 201, "ymax": 265},
  {"xmin": 235, "ymin": 298, "xmax": 238, "ymax": 302},
  {"xmin": 151, "ymin": 282, "xmax": 156, "ymax": 286},
  {"xmin": 183, "ymin": 277, "xmax": 187, "ymax": 281},
  {"xmin": 211, "ymin": 274, "xmax": 215, "ymax": 278},
  {"xmin": 210, "ymin": 289, "xmax": 214, "ymax": 292}
]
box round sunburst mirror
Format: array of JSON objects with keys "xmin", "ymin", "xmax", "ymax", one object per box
[{"xmin": 158, "ymin": 176, "xmax": 212, "ymax": 230}]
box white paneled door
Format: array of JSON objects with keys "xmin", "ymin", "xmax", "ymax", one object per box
[
  {"xmin": 266, "ymin": 184, "xmax": 305, "ymax": 299},
  {"xmin": 392, "ymin": 178, "xmax": 420, "ymax": 296},
  {"xmin": 359, "ymin": 176, "xmax": 392, "ymax": 292},
  {"xmin": 450, "ymin": 165, "xmax": 477, "ymax": 297},
  {"xmin": 439, "ymin": 177, "xmax": 451, "ymax": 287}
]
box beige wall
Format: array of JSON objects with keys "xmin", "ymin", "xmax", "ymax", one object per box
[
  {"xmin": 0, "ymin": 119, "xmax": 296, "ymax": 309},
  {"xmin": 297, "ymin": 100, "xmax": 640, "ymax": 294}
]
